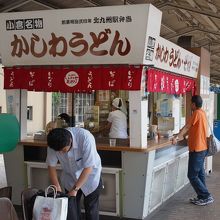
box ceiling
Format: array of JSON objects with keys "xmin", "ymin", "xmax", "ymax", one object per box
[{"xmin": 0, "ymin": 0, "xmax": 220, "ymax": 83}]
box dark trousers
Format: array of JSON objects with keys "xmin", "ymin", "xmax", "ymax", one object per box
[
  {"xmin": 188, "ymin": 150, "xmax": 210, "ymax": 199},
  {"xmin": 75, "ymin": 179, "xmax": 102, "ymax": 220},
  {"xmin": 67, "ymin": 196, "xmax": 78, "ymax": 220}
]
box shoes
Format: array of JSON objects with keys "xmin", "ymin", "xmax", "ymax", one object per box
[
  {"xmin": 190, "ymin": 196, "xmax": 214, "ymax": 206},
  {"xmin": 189, "ymin": 197, "xmax": 198, "ymax": 203}
]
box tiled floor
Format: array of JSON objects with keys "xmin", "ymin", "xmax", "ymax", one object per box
[{"xmin": 3, "ymin": 153, "xmax": 220, "ymax": 220}]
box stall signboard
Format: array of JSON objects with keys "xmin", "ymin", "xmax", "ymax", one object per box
[
  {"xmin": 0, "ymin": 4, "xmax": 162, "ymax": 67},
  {"xmin": 145, "ymin": 36, "xmax": 200, "ymax": 78}
]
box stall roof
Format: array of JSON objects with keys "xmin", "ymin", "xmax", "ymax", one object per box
[{"xmin": 0, "ymin": 0, "xmax": 220, "ymax": 83}]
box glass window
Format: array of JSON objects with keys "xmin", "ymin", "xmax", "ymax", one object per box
[
  {"xmin": 52, "ymin": 92, "xmax": 68, "ymax": 121},
  {"xmin": 60, "ymin": 93, "xmax": 68, "ymax": 113},
  {"xmin": 52, "ymin": 92, "xmax": 95, "ymax": 126},
  {"xmin": 74, "ymin": 92, "xmax": 95, "ymax": 126}
]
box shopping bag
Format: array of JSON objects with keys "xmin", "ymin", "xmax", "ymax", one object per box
[
  {"xmin": 207, "ymin": 134, "xmax": 220, "ymax": 157},
  {"xmin": 206, "ymin": 120, "xmax": 220, "ymax": 157},
  {"xmin": 32, "ymin": 185, "xmax": 68, "ymax": 220}
]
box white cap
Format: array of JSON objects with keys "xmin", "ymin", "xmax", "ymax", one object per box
[{"xmin": 112, "ymin": 98, "xmax": 122, "ymax": 109}]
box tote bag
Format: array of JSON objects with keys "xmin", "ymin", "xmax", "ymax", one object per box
[
  {"xmin": 32, "ymin": 185, "xmax": 68, "ymax": 220},
  {"xmin": 207, "ymin": 122, "xmax": 220, "ymax": 157}
]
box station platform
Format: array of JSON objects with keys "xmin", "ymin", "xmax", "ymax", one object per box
[
  {"xmin": 146, "ymin": 153, "xmax": 220, "ymax": 220},
  {"xmin": 102, "ymin": 152, "xmax": 220, "ymax": 220},
  {"xmin": 1, "ymin": 153, "xmax": 220, "ymax": 220}
]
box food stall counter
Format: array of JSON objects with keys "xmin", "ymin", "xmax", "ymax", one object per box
[{"xmin": 19, "ymin": 137, "xmax": 173, "ymax": 152}]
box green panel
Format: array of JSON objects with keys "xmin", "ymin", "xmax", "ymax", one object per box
[
  {"xmin": 0, "ymin": 114, "xmax": 20, "ymax": 153},
  {"xmin": 217, "ymin": 94, "xmax": 220, "ymax": 120}
]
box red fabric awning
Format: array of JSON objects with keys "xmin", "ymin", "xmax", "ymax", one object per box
[
  {"xmin": 147, "ymin": 68, "xmax": 196, "ymax": 95},
  {"xmin": 3, "ymin": 66, "xmax": 143, "ymax": 92}
]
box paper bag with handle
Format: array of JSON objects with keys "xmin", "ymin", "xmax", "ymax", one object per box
[{"xmin": 32, "ymin": 185, "xmax": 68, "ymax": 220}]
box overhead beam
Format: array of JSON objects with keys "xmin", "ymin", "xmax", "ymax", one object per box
[
  {"xmin": 161, "ymin": 23, "xmax": 177, "ymax": 33},
  {"xmin": 0, "ymin": 0, "xmax": 58, "ymax": 12},
  {"xmin": 211, "ymin": 50, "xmax": 220, "ymax": 55},
  {"xmin": 32, "ymin": 0, "xmax": 58, "ymax": 9},
  {"xmin": 162, "ymin": 26, "xmax": 196, "ymax": 40},
  {"xmin": 163, "ymin": 26, "xmax": 220, "ymax": 40},
  {"xmin": 207, "ymin": 1, "xmax": 218, "ymax": 13},
  {"xmin": 185, "ymin": 0, "xmax": 219, "ymax": 31},
  {"xmin": 82, "ymin": 0, "xmax": 101, "ymax": 6},
  {"xmin": 0, "ymin": 0, "xmax": 32, "ymax": 12},
  {"xmin": 122, "ymin": 0, "xmax": 132, "ymax": 5},
  {"xmin": 211, "ymin": 73, "xmax": 220, "ymax": 77},
  {"xmin": 211, "ymin": 72, "xmax": 220, "ymax": 76},
  {"xmin": 156, "ymin": 2, "xmax": 220, "ymax": 20}
]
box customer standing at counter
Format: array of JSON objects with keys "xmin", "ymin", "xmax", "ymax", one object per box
[
  {"xmin": 58, "ymin": 113, "xmax": 71, "ymax": 126},
  {"xmin": 46, "ymin": 127, "xmax": 102, "ymax": 220},
  {"xmin": 106, "ymin": 97, "xmax": 128, "ymax": 139},
  {"xmin": 172, "ymin": 95, "xmax": 214, "ymax": 206}
]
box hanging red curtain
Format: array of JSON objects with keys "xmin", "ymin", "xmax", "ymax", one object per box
[
  {"xmin": 3, "ymin": 65, "xmax": 143, "ymax": 92},
  {"xmin": 147, "ymin": 68, "xmax": 196, "ymax": 95}
]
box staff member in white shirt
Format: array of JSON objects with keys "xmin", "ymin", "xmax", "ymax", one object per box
[
  {"xmin": 106, "ymin": 97, "xmax": 128, "ymax": 139},
  {"xmin": 46, "ymin": 127, "xmax": 102, "ymax": 220}
]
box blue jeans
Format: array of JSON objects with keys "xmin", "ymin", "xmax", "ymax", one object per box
[{"xmin": 188, "ymin": 150, "xmax": 210, "ymax": 199}]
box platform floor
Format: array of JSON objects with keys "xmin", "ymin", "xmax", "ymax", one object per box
[
  {"xmin": 2, "ymin": 153, "xmax": 220, "ymax": 220},
  {"xmin": 146, "ymin": 153, "xmax": 220, "ymax": 220}
]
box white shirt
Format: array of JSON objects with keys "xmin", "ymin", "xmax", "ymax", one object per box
[
  {"xmin": 46, "ymin": 127, "xmax": 102, "ymax": 196},
  {"xmin": 107, "ymin": 110, "xmax": 128, "ymax": 139}
]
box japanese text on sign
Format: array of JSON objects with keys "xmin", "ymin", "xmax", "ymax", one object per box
[
  {"xmin": 10, "ymin": 29, "xmax": 131, "ymax": 58},
  {"xmin": 6, "ymin": 18, "xmax": 43, "ymax": 30},
  {"xmin": 62, "ymin": 16, "xmax": 132, "ymax": 25},
  {"xmin": 155, "ymin": 43, "xmax": 195, "ymax": 72}
]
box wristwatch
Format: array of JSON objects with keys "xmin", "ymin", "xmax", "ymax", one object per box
[{"xmin": 73, "ymin": 185, "xmax": 80, "ymax": 192}]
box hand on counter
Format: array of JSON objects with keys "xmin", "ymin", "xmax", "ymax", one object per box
[
  {"xmin": 171, "ymin": 134, "xmax": 188, "ymax": 146},
  {"xmin": 171, "ymin": 135, "xmax": 178, "ymax": 145}
]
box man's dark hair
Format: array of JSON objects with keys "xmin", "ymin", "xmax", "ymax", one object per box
[
  {"xmin": 191, "ymin": 95, "xmax": 203, "ymax": 108},
  {"xmin": 47, "ymin": 128, "xmax": 72, "ymax": 151},
  {"xmin": 58, "ymin": 113, "xmax": 71, "ymax": 126}
]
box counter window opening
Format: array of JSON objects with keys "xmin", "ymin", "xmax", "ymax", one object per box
[
  {"xmin": 148, "ymin": 92, "xmax": 188, "ymax": 139},
  {"xmin": 146, "ymin": 68, "xmax": 196, "ymax": 140},
  {"xmin": 26, "ymin": 89, "xmax": 129, "ymax": 143}
]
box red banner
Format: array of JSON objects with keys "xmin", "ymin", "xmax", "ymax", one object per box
[
  {"xmin": 3, "ymin": 67, "xmax": 23, "ymax": 89},
  {"xmin": 147, "ymin": 68, "xmax": 196, "ymax": 95},
  {"xmin": 81, "ymin": 67, "xmax": 101, "ymax": 91},
  {"xmin": 101, "ymin": 66, "xmax": 122, "ymax": 90},
  {"xmin": 121, "ymin": 66, "xmax": 142, "ymax": 90},
  {"xmin": 24, "ymin": 68, "xmax": 43, "ymax": 91},
  {"xmin": 42, "ymin": 68, "xmax": 64, "ymax": 92},
  {"xmin": 3, "ymin": 66, "xmax": 142, "ymax": 92}
]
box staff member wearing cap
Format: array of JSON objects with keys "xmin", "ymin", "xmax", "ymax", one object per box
[{"xmin": 106, "ymin": 97, "xmax": 128, "ymax": 139}]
